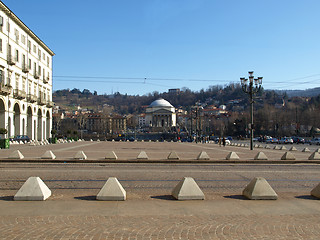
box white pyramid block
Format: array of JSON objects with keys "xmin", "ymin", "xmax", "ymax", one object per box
[
  {"xmin": 254, "ymin": 144, "xmax": 259, "ymax": 148},
  {"xmin": 167, "ymin": 151, "xmax": 180, "ymax": 160},
  {"xmin": 315, "ymin": 148, "xmax": 320, "ymax": 153},
  {"xmin": 280, "ymin": 146, "xmax": 287, "ymax": 150},
  {"xmin": 105, "ymin": 151, "xmax": 118, "ymax": 160},
  {"xmin": 14, "ymin": 177, "xmax": 51, "ymax": 201},
  {"xmin": 41, "ymin": 150, "xmax": 56, "ymax": 160},
  {"xmin": 302, "ymin": 147, "xmax": 310, "ymax": 152},
  {"xmin": 311, "ymin": 183, "xmax": 320, "ymax": 198},
  {"xmin": 274, "ymin": 146, "xmax": 281, "ymax": 150},
  {"xmin": 197, "ymin": 151, "xmax": 210, "ymax": 160},
  {"xmin": 96, "ymin": 177, "xmax": 126, "ymax": 201},
  {"xmin": 309, "ymin": 152, "xmax": 320, "ymax": 160},
  {"xmin": 172, "ymin": 177, "xmax": 205, "ymax": 200},
  {"xmin": 226, "ymin": 151, "xmax": 239, "ymax": 160},
  {"xmin": 258, "ymin": 145, "xmax": 263, "ymax": 148},
  {"xmin": 74, "ymin": 151, "xmax": 87, "ymax": 160},
  {"xmin": 254, "ymin": 152, "xmax": 268, "ymax": 160},
  {"xmin": 242, "ymin": 177, "xmax": 278, "ymax": 200},
  {"xmin": 281, "ymin": 152, "xmax": 296, "ymax": 160},
  {"xmin": 265, "ymin": 145, "xmax": 271, "ymax": 149},
  {"xmin": 289, "ymin": 146, "xmax": 297, "ymax": 151},
  {"xmin": 8, "ymin": 150, "xmax": 24, "ymax": 159},
  {"xmin": 137, "ymin": 151, "xmax": 149, "ymax": 160}
]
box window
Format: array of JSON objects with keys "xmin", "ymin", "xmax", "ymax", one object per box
[
  {"xmin": 7, "ymin": 21, "xmax": 10, "ymax": 32},
  {"xmin": 14, "ymin": 29, "xmax": 19, "ymax": 42},
  {"xmin": 38, "ymin": 66, "xmax": 41, "ymax": 76},
  {"xmin": 33, "ymin": 44, "xmax": 36, "ymax": 53},
  {"xmin": 15, "ymin": 49, "xmax": 19, "ymax": 62},
  {"xmin": 21, "ymin": 35, "xmax": 26, "ymax": 45},
  {"xmin": 0, "ymin": 16, "xmax": 3, "ymax": 32},
  {"xmin": 38, "ymin": 49, "xmax": 41, "ymax": 60},
  {"xmin": 15, "ymin": 74, "xmax": 19, "ymax": 89},
  {"xmin": 28, "ymin": 59, "xmax": 31, "ymax": 69},
  {"xmin": 28, "ymin": 80, "xmax": 32, "ymax": 94},
  {"xmin": 43, "ymin": 53, "xmax": 45, "ymax": 60},
  {"xmin": 22, "ymin": 77, "xmax": 26, "ymax": 91},
  {"xmin": 0, "ymin": 69, "xmax": 4, "ymax": 84},
  {"xmin": 47, "ymin": 56, "xmax": 49, "ymax": 67},
  {"xmin": 28, "ymin": 41, "xmax": 31, "ymax": 53},
  {"xmin": 0, "ymin": 38, "xmax": 2, "ymax": 52}
]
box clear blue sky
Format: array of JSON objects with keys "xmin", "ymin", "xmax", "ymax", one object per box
[{"xmin": 5, "ymin": 0, "xmax": 320, "ymax": 95}]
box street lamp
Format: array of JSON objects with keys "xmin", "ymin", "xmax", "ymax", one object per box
[{"xmin": 240, "ymin": 71, "xmax": 263, "ymax": 150}]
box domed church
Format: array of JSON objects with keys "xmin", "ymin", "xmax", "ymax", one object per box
[{"xmin": 145, "ymin": 98, "xmax": 176, "ymax": 131}]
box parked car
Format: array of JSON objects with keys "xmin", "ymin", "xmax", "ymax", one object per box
[
  {"xmin": 278, "ymin": 137, "xmax": 293, "ymax": 144},
  {"xmin": 291, "ymin": 136, "xmax": 305, "ymax": 144},
  {"xmin": 13, "ymin": 135, "xmax": 30, "ymax": 143},
  {"xmin": 266, "ymin": 138, "xmax": 278, "ymax": 144},
  {"xmin": 309, "ymin": 138, "xmax": 320, "ymax": 145}
]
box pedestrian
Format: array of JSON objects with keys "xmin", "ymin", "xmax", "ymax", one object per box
[
  {"xmin": 218, "ymin": 137, "xmax": 222, "ymax": 147},
  {"xmin": 222, "ymin": 137, "xmax": 226, "ymax": 147}
]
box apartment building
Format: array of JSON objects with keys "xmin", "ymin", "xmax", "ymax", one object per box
[{"xmin": 0, "ymin": 2, "xmax": 54, "ymax": 140}]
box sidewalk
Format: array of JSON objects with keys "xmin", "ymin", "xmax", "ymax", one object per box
[{"xmin": 0, "ymin": 192, "xmax": 320, "ymax": 239}]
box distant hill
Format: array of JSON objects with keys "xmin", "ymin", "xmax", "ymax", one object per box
[{"xmin": 274, "ymin": 87, "xmax": 320, "ymax": 97}]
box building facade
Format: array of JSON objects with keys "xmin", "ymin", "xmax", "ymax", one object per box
[
  {"xmin": 145, "ymin": 98, "xmax": 176, "ymax": 131},
  {"xmin": 0, "ymin": 2, "xmax": 54, "ymax": 140}
]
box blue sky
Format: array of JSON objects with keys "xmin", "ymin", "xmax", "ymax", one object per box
[{"xmin": 5, "ymin": 0, "xmax": 320, "ymax": 95}]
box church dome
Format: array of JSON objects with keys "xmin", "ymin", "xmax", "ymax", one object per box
[{"xmin": 149, "ymin": 98, "xmax": 174, "ymax": 108}]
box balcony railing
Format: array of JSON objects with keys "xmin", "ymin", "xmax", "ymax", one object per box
[
  {"xmin": 38, "ymin": 95, "xmax": 46, "ymax": 105},
  {"xmin": 34, "ymin": 71, "xmax": 40, "ymax": 79},
  {"xmin": 27, "ymin": 93, "xmax": 37, "ymax": 103},
  {"xmin": 0, "ymin": 83, "xmax": 12, "ymax": 95},
  {"xmin": 13, "ymin": 89, "xmax": 26, "ymax": 99},
  {"xmin": 46, "ymin": 101, "xmax": 54, "ymax": 108},
  {"xmin": 43, "ymin": 76, "xmax": 49, "ymax": 84},
  {"xmin": 22, "ymin": 63, "xmax": 29, "ymax": 73},
  {"xmin": 7, "ymin": 54, "xmax": 16, "ymax": 65}
]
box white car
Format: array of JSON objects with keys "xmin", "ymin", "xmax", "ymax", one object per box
[{"xmin": 278, "ymin": 137, "xmax": 293, "ymax": 144}]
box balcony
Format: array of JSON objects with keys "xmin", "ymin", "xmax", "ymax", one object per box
[
  {"xmin": 0, "ymin": 83, "xmax": 12, "ymax": 96},
  {"xmin": 34, "ymin": 71, "xmax": 40, "ymax": 79},
  {"xmin": 27, "ymin": 94, "xmax": 37, "ymax": 103},
  {"xmin": 13, "ymin": 89, "xmax": 26, "ymax": 99},
  {"xmin": 38, "ymin": 95, "xmax": 46, "ymax": 105},
  {"xmin": 43, "ymin": 76, "xmax": 49, "ymax": 84},
  {"xmin": 22, "ymin": 63, "xmax": 29, "ymax": 73},
  {"xmin": 46, "ymin": 101, "xmax": 54, "ymax": 108},
  {"xmin": 7, "ymin": 54, "xmax": 16, "ymax": 65}
]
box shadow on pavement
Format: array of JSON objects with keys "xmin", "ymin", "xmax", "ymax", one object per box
[
  {"xmin": 150, "ymin": 195, "xmax": 176, "ymax": 201},
  {"xmin": 295, "ymin": 195, "xmax": 319, "ymax": 200},
  {"xmin": 223, "ymin": 195, "xmax": 248, "ymax": 200},
  {"xmin": 0, "ymin": 196, "xmax": 14, "ymax": 201},
  {"xmin": 74, "ymin": 195, "xmax": 96, "ymax": 201}
]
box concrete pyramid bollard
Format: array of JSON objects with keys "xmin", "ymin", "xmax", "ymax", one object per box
[
  {"xmin": 137, "ymin": 151, "xmax": 149, "ymax": 160},
  {"xmin": 41, "ymin": 150, "xmax": 56, "ymax": 160},
  {"xmin": 254, "ymin": 152, "xmax": 268, "ymax": 160},
  {"xmin": 171, "ymin": 177, "xmax": 205, "ymax": 200},
  {"xmin": 302, "ymin": 147, "xmax": 311, "ymax": 152},
  {"xmin": 74, "ymin": 151, "xmax": 87, "ymax": 160},
  {"xmin": 308, "ymin": 152, "xmax": 320, "ymax": 160},
  {"xmin": 265, "ymin": 145, "xmax": 271, "ymax": 149},
  {"xmin": 14, "ymin": 177, "xmax": 51, "ymax": 201},
  {"xmin": 311, "ymin": 183, "xmax": 320, "ymax": 199},
  {"xmin": 197, "ymin": 151, "xmax": 210, "ymax": 160},
  {"xmin": 281, "ymin": 152, "xmax": 296, "ymax": 160},
  {"xmin": 96, "ymin": 177, "xmax": 126, "ymax": 201},
  {"xmin": 167, "ymin": 151, "xmax": 180, "ymax": 160},
  {"xmin": 8, "ymin": 150, "xmax": 24, "ymax": 159},
  {"xmin": 258, "ymin": 145, "xmax": 264, "ymax": 148},
  {"xmin": 274, "ymin": 145, "xmax": 281, "ymax": 150},
  {"xmin": 315, "ymin": 148, "xmax": 320, "ymax": 153},
  {"xmin": 289, "ymin": 146, "xmax": 297, "ymax": 151},
  {"xmin": 254, "ymin": 144, "xmax": 259, "ymax": 148},
  {"xmin": 105, "ymin": 151, "xmax": 118, "ymax": 160},
  {"xmin": 226, "ymin": 152, "xmax": 239, "ymax": 160},
  {"xmin": 242, "ymin": 177, "xmax": 278, "ymax": 200},
  {"xmin": 280, "ymin": 146, "xmax": 287, "ymax": 150}
]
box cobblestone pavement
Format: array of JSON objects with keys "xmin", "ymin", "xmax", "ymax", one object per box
[
  {"xmin": 1, "ymin": 141, "xmax": 320, "ymax": 239},
  {"xmin": 1, "ymin": 214, "xmax": 320, "ymax": 240}
]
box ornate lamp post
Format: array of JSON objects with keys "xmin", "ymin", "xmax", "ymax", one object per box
[{"xmin": 240, "ymin": 71, "xmax": 263, "ymax": 150}]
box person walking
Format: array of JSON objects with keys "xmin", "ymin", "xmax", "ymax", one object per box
[{"xmin": 222, "ymin": 137, "xmax": 226, "ymax": 147}]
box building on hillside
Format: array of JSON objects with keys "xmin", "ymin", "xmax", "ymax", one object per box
[
  {"xmin": 145, "ymin": 98, "xmax": 176, "ymax": 131},
  {"xmin": 0, "ymin": 2, "xmax": 54, "ymax": 140}
]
